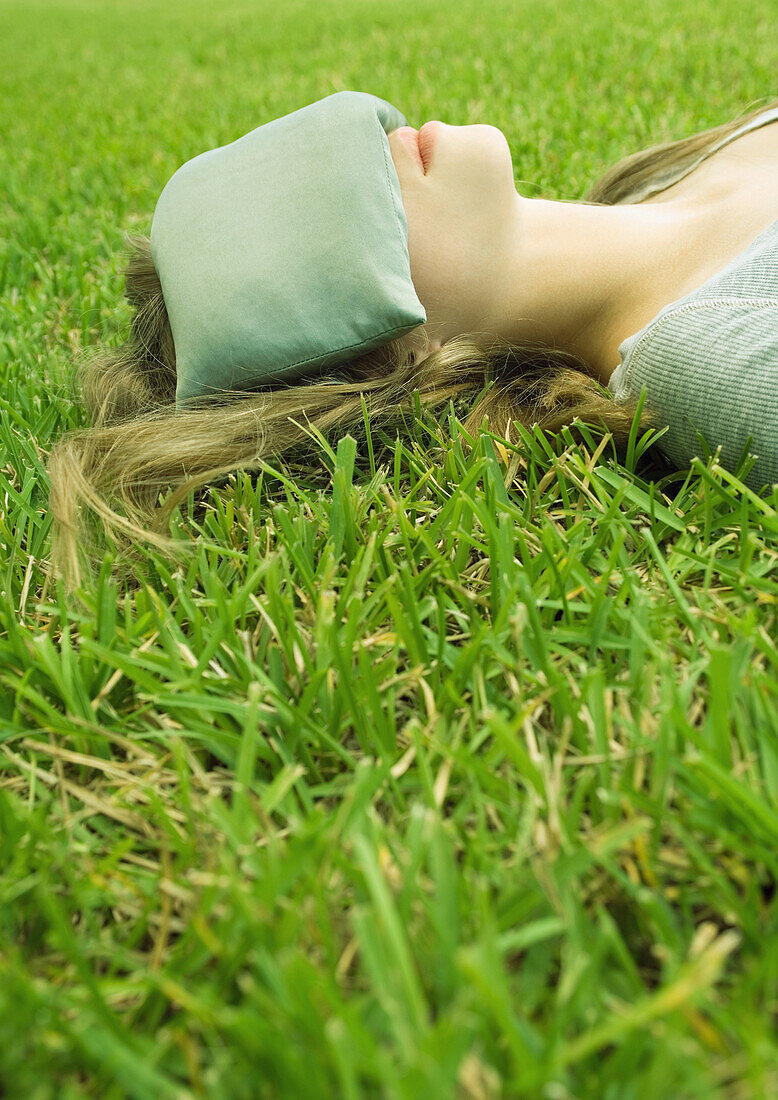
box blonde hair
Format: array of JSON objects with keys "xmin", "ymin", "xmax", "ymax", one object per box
[{"xmin": 46, "ymin": 97, "xmax": 778, "ymax": 593}]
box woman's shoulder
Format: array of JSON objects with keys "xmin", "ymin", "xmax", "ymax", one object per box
[
  {"xmin": 610, "ymin": 214, "xmax": 778, "ymax": 385},
  {"xmin": 609, "ymin": 293, "xmax": 778, "ymax": 490}
]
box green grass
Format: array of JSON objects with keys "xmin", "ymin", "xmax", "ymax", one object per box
[{"xmin": 2, "ymin": 0, "xmax": 778, "ymax": 1095}]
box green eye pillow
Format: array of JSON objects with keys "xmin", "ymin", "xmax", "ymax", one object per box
[{"xmin": 149, "ymin": 90, "xmax": 427, "ymax": 409}]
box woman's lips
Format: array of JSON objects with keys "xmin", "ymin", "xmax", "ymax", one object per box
[
  {"xmin": 417, "ymin": 121, "xmax": 443, "ymax": 172},
  {"xmin": 394, "ymin": 121, "xmax": 443, "ymax": 174},
  {"xmin": 395, "ymin": 127, "xmax": 424, "ymax": 172}
]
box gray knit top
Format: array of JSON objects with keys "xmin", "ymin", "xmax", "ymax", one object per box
[{"xmin": 607, "ymin": 106, "xmax": 778, "ymax": 492}]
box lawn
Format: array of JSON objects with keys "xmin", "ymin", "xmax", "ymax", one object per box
[{"xmin": 1, "ymin": 0, "xmax": 778, "ymax": 1096}]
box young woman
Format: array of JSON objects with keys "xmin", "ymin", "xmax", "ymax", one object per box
[{"xmin": 46, "ymin": 96, "xmax": 778, "ymax": 591}]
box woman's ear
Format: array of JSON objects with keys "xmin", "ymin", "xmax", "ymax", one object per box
[{"xmin": 400, "ymin": 324, "xmax": 441, "ymax": 357}]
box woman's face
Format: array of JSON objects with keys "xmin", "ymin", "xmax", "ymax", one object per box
[{"xmin": 386, "ymin": 122, "xmax": 518, "ymax": 351}]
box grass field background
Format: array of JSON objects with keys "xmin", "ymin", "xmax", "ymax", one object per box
[{"xmin": 2, "ymin": 0, "xmax": 778, "ymax": 1095}]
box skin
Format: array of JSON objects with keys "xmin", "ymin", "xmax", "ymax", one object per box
[{"xmin": 385, "ymin": 121, "xmax": 765, "ymax": 386}]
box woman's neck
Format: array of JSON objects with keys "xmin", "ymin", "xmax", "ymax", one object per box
[{"xmin": 481, "ymin": 190, "xmax": 727, "ymax": 386}]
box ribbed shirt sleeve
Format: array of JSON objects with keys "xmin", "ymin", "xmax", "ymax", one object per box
[{"xmin": 608, "ymin": 220, "xmax": 778, "ymax": 493}]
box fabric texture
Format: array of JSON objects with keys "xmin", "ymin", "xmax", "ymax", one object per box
[
  {"xmin": 608, "ymin": 106, "xmax": 778, "ymax": 492},
  {"xmin": 149, "ymin": 91, "xmax": 427, "ymax": 409}
]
